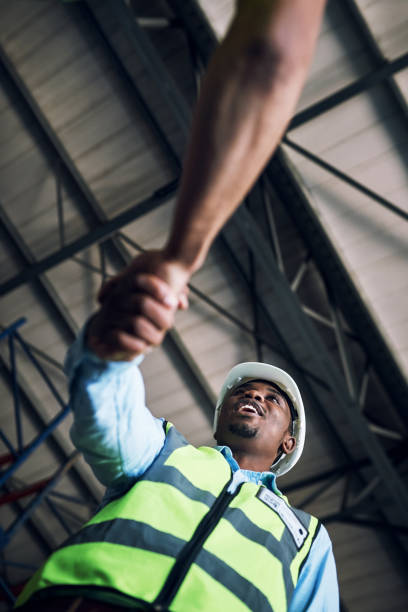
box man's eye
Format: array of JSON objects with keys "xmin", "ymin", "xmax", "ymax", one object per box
[{"xmin": 267, "ymin": 396, "xmax": 279, "ymax": 404}]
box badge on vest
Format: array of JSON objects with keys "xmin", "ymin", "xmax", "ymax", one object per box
[{"xmin": 256, "ymin": 487, "xmax": 308, "ymax": 549}]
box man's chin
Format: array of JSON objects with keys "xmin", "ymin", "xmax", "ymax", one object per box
[{"xmin": 228, "ymin": 423, "xmax": 258, "ymax": 439}]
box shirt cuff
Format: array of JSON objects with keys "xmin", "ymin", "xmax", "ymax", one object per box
[{"xmin": 64, "ymin": 317, "xmax": 144, "ymax": 382}]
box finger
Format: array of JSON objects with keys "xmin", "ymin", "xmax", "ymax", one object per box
[
  {"xmin": 131, "ymin": 316, "xmax": 166, "ymax": 347},
  {"xmin": 178, "ymin": 289, "xmax": 189, "ymax": 311},
  {"xmin": 136, "ymin": 294, "xmax": 175, "ymax": 330},
  {"xmin": 103, "ymin": 294, "xmax": 175, "ymax": 331},
  {"xmin": 133, "ymin": 274, "xmax": 178, "ymax": 309}
]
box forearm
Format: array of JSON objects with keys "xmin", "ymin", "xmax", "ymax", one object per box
[
  {"xmin": 65, "ymin": 329, "xmax": 165, "ymax": 486},
  {"xmin": 164, "ymin": 0, "xmax": 326, "ymax": 272}
]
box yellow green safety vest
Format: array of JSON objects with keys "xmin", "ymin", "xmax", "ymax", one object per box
[{"xmin": 16, "ymin": 423, "xmax": 320, "ymax": 611}]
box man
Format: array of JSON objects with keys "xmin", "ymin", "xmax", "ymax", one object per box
[
  {"xmin": 16, "ymin": 0, "xmax": 337, "ymax": 609},
  {"xmin": 16, "ymin": 354, "xmax": 338, "ymax": 610}
]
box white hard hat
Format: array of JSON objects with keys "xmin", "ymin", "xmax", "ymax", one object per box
[{"xmin": 214, "ymin": 362, "xmax": 306, "ymax": 477}]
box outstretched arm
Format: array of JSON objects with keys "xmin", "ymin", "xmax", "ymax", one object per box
[
  {"xmin": 164, "ymin": 0, "xmax": 326, "ymax": 274},
  {"xmin": 88, "ymin": 0, "xmax": 326, "ymax": 360}
]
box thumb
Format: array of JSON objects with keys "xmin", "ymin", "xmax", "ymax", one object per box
[{"xmin": 178, "ymin": 287, "xmax": 189, "ymax": 311}]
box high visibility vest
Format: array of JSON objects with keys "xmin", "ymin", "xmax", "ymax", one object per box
[{"xmin": 16, "ymin": 423, "xmax": 320, "ymax": 611}]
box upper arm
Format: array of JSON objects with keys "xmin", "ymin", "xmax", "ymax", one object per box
[
  {"xmin": 66, "ymin": 332, "xmax": 165, "ymax": 488},
  {"xmin": 231, "ymin": 0, "xmax": 327, "ymax": 72},
  {"xmin": 289, "ymin": 525, "xmax": 339, "ymax": 612}
]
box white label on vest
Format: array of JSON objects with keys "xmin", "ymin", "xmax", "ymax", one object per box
[{"xmin": 256, "ymin": 488, "xmax": 308, "ymax": 549}]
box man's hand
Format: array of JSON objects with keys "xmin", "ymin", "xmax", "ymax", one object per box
[{"xmin": 86, "ymin": 250, "xmax": 190, "ymax": 361}]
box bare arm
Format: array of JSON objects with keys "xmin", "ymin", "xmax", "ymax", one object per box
[
  {"xmin": 88, "ymin": 0, "xmax": 326, "ymax": 360},
  {"xmin": 164, "ymin": 0, "xmax": 326, "ymax": 275}
]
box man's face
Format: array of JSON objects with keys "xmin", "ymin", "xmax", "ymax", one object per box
[{"xmin": 214, "ymin": 380, "xmax": 296, "ymax": 467}]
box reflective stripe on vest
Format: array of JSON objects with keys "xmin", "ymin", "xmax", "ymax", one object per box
[{"xmin": 16, "ymin": 424, "xmax": 320, "ymax": 611}]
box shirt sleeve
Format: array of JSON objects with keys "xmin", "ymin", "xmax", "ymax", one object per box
[
  {"xmin": 64, "ymin": 322, "xmax": 165, "ymax": 488},
  {"xmin": 288, "ymin": 524, "xmax": 339, "ymax": 612}
]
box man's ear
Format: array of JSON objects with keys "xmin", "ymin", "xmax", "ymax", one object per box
[{"xmin": 282, "ymin": 435, "xmax": 296, "ymax": 455}]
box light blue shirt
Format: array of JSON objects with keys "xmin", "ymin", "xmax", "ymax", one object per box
[{"xmin": 65, "ymin": 328, "xmax": 339, "ymax": 611}]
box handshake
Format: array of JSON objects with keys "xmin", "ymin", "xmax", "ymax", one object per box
[{"xmin": 86, "ymin": 249, "xmax": 190, "ymax": 361}]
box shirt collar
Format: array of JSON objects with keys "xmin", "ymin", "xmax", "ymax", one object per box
[{"xmin": 215, "ymin": 445, "xmax": 282, "ymax": 496}]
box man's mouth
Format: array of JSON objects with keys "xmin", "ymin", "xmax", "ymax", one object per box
[{"xmin": 236, "ymin": 399, "xmax": 264, "ymax": 416}]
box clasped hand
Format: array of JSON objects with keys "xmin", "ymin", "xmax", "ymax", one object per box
[{"xmin": 86, "ymin": 250, "xmax": 190, "ymax": 361}]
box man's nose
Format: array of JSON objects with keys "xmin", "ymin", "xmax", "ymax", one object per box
[{"xmin": 244, "ymin": 389, "xmax": 263, "ymax": 401}]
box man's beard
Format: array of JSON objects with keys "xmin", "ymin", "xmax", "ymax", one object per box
[{"xmin": 229, "ymin": 423, "xmax": 258, "ymax": 438}]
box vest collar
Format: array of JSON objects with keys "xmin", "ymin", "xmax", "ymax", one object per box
[{"xmin": 215, "ymin": 445, "xmax": 282, "ymax": 496}]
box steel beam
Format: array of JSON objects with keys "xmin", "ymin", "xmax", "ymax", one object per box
[
  {"xmin": 284, "ymin": 463, "xmax": 358, "ymax": 494},
  {"xmin": 163, "ymin": 330, "xmax": 217, "ymax": 420},
  {"xmin": 328, "ymin": 296, "xmax": 359, "ymax": 401},
  {"xmin": 283, "ymin": 137, "xmax": 408, "ymax": 221},
  {"xmin": 88, "ymin": 0, "xmax": 192, "ymax": 138},
  {"xmin": 0, "ymin": 405, "xmax": 70, "ymax": 489},
  {"xmin": 322, "ymin": 514, "xmax": 408, "ymax": 536},
  {"xmin": 0, "ymin": 356, "xmax": 99, "ymax": 506},
  {"xmin": 166, "ymin": 0, "xmax": 218, "ymax": 63},
  {"xmin": 0, "ymin": 180, "xmax": 178, "ymax": 297},
  {"xmin": 0, "ymin": 49, "xmax": 125, "ymax": 272},
  {"xmin": 289, "ymin": 51, "xmax": 408, "ymax": 129},
  {"xmin": 3, "ymin": 453, "xmax": 79, "ymax": 546},
  {"xmin": 0, "ymin": 207, "xmax": 79, "ymax": 341},
  {"xmin": 0, "ymin": 478, "xmax": 51, "ymax": 506},
  {"xmin": 89, "ymin": 0, "xmax": 192, "ymax": 136},
  {"xmin": 297, "ymin": 473, "xmax": 345, "ymax": 511},
  {"xmin": 340, "ymin": 0, "xmax": 408, "ymax": 121},
  {"xmin": 0, "ymin": 332, "xmax": 65, "ymax": 373},
  {"xmin": 0, "ymin": 481, "xmax": 53, "ymax": 557},
  {"xmin": 72, "ymin": 1, "xmax": 181, "ymax": 171}
]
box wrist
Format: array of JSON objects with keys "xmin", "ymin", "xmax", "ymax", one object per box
[
  {"xmin": 85, "ymin": 312, "xmax": 103, "ymax": 353},
  {"xmin": 157, "ymin": 254, "xmax": 194, "ymax": 295},
  {"xmin": 162, "ymin": 238, "xmax": 208, "ymax": 278}
]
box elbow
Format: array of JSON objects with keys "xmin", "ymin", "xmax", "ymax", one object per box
[{"xmin": 236, "ymin": 37, "xmax": 298, "ymax": 96}]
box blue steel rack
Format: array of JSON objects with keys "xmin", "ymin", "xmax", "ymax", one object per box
[{"xmin": 0, "ymin": 319, "xmax": 85, "ymax": 608}]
